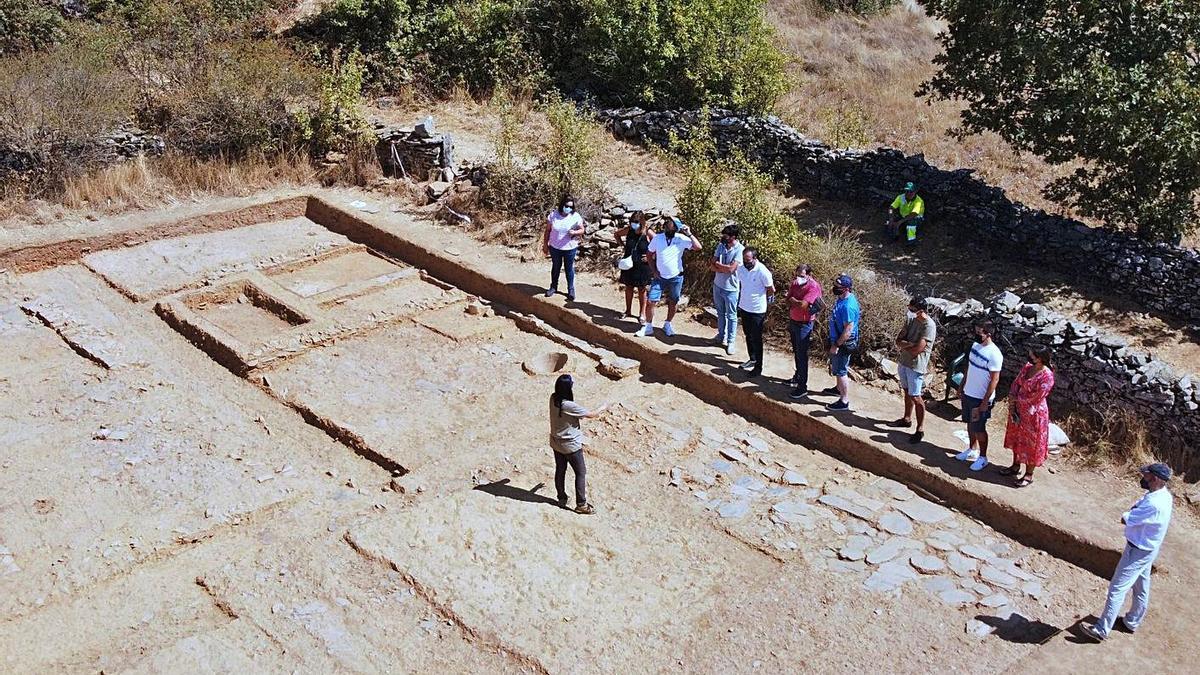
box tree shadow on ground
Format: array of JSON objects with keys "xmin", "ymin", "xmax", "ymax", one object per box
[
  {"xmin": 474, "ymin": 479, "xmax": 562, "ymax": 507},
  {"xmin": 975, "ymin": 612, "xmax": 1061, "ymax": 644}
]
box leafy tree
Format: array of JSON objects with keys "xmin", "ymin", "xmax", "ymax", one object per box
[
  {"xmin": 0, "ymin": 0, "xmax": 66, "ymax": 55},
  {"xmin": 921, "ymin": 0, "xmax": 1200, "ymax": 241}
]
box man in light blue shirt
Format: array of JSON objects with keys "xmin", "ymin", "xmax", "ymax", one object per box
[
  {"xmin": 1082, "ymin": 463, "xmax": 1174, "ymax": 642},
  {"xmin": 710, "ymin": 224, "xmax": 743, "ymax": 355},
  {"xmin": 823, "ymin": 274, "xmax": 860, "ymax": 411}
]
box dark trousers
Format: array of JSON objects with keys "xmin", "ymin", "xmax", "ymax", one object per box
[
  {"xmin": 549, "ymin": 246, "xmax": 577, "ymax": 295},
  {"xmin": 739, "ymin": 309, "xmax": 766, "ymax": 373},
  {"xmin": 788, "ymin": 319, "xmax": 814, "ymax": 388},
  {"xmin": 553, "ymin": 449, "xmax": 587, "ymax": 505}
]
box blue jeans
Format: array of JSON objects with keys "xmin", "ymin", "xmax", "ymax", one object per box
[
  {"xmin": 1096, "ymin": 542, "xmax": 1157, "ymax": 637},
  {"xmin": 549, "ymin": 246, "xmax": 577, "ymax": 296},
  {"xmin": 713, "ymin": 286, "xmax": 738, "ymax": 343},
  {"xmin": 788, "ymin": 320, "xmax": 814, "ymax": 388}
]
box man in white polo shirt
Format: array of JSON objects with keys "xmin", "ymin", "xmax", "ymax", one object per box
[
  {"xmin": 733, "ymin": 248, "xmax": 775, "ymax": 378},
  {"xmin": 1082, "ymin": 463, "xmax": 1174, "ymax": 642}
]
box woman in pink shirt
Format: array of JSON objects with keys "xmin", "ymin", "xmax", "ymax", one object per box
[{"xmin": 542, "ymin": 196, "xmax": 585, "ymax": 301}]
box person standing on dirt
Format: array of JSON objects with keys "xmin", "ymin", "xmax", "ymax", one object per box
[
  {"xmin": 999, "ymin": 343, "xmax": 1055, "ymax": 487},
  {"xmin": 1081, "ymin": 463, "xmax": 1174, "ymax": 643},
  {"xmin": 889, "ymin": 296, "xmax": 936, "ymax": 443},
  {"xmin": 886, "ymin": 182, "xmax": 925, "ymax": 244},
  {"xmin": 543, "ymin": 196, "xmax": 585, "ymax": 302},
  {"xmin": 955, "ymin": 319, "xmax": 1003, "ymax": 471},
  {"xmin": 710, "ymin": 223, "xmax": 744, "ymax": 355},
  {"xmin": 641, "ymin": 216, "xmax": 701, "ymax": 338},
  {"xmin": 733, "ymin": 248, "xmax": 775, "ymax": 378},
  {"xmin": 823, "ymin": 274, "xmax": 859, "ymax": 411},
  {"xmin": 616, "ymin": 211, "xmax": 654, "ymax": 322},
  {"xmin": 549, "ymin": 374, "xmax": 607, "ymax": 515},
  {"xmin": 786, "ymin": 264, "xmax": 823, "ymax": 400}
]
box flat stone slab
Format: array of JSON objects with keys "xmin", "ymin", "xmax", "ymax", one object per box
[
  {"xmin": 719, "ymin": 448, "xmax": 749, "ymax": 463},
  {"xmin": 922, "ymin": 576, "xmax": 956, "ymax": 594},
  {"xmin": 939, "ymin": 589, "xmax": 977, "ymax": 607},
  {"xmin": 980, "ymin": 564, "xmax": 1019, "ymax": 589},
  {"xmin": 781, "ymin": 470, "xmax": 808, "ymax": 486},
  {"xmin": 947, "ymin": 552, "xmax": 978, "ymax": 577},
  {"xmin": 864, "ymin": 559, "xmax": 919, "ymax": 593},
  {"xmin": 873, "ymin": 478, "xmax": 916, "ymax": 501},
  {"xmin": 896, "ymin": 497, "xmax": 953, "ymax": 524},
  {"xmin": 879, "ymin": 511, "xmax": 914, "ymax": 536},
  {"xmin": 866, "ymin": 536, "xmax": 922, "ymax": 565},
  {"xmin": 979, "ymin": 593, "xmax": 1011, "ymax": 608},
  {"xmin": 718, "ymin": 500, "xmax": 752, "ymax": 519},
  {"xmin": 959, "ymin": 544, "xmax": 996, "ymax": 562},
  {"xmin": 910, "ymin": 554, "xmax": 946, "ymax": 574},
  {"xmin": 926, "ymin": 537, "xmax": 957, "ymax": 552},
  {"xmin": 818, "ymin": 494, "xmax": 876, "ymax": 522}
]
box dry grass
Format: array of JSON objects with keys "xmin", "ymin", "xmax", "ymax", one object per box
[
  {"xmin": 0, "ymin": 151, "xmax": 317, "ymax": 226},
  {"xmin": 768, "ymin": 1, "xmax": 1083, "ymax": 219},
  {"xmin": 1060, "ymin": 406, "xmax": 1162, "ymax": 472}
]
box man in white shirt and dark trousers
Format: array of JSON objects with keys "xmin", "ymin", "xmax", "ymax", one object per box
[
  {"xmin": 733, "ymin": 248, "xmax": 775, "ymax": 378},
  {"xmin": 955, "ymin": 319, "xmax": 1003, "ymax": 471},
  {"xmin": 1082, "ymin": 463, "xmax": 1174, "ymax": 642}
]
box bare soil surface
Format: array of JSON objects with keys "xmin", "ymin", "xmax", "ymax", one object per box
[{"xmin": 0, "ymin": 194, "xmax": 1145, "ymax": 673}]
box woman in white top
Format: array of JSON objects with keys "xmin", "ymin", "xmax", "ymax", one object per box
[{"xmin": 542, "ymin": 196, "xmax": 585, "ymax": 301}]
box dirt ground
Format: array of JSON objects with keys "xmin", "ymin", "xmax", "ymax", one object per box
[{"xmin": 0, "ymin": 200, "xmax": 1127, "ymax": 673}]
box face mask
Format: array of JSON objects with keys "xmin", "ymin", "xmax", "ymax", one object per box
[
  {"xmin": 745, "ymin": 260, "xmax": 755, "ymax": 269},
  {"xmin": 631, "ymin": 223, "xmax": 640, "ymax": 231},
  {"xmin": 794, "ymin": 276, "xmax": 807, "ymax": 286},
  {"xmin": 563, "ymin": 206, "xmax": 574, "ymax": 215},
  {"xmin": 974, "ymin": 334, "xmax": 986, "ymax": 343},
  {"xmin": 906, "ymin": 310, "xmax": 917, "ymax": 320},
  {"xmin": 1140, "ymin": 477, "xmax": 1151, "ymax": 490}
]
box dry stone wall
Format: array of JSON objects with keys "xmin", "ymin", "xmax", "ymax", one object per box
[
  {"xmin": 599, "ymin": 108, "xmax": 1200, "ymax": 326},
  {"xmin": 929, "ymin": 291, "xmax": 1199, "ymax": 473}
]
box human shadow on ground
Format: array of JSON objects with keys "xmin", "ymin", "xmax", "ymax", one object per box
[
  {"xmin": 474, "ymin": 479, "xmax": 562, "ymax": 507},
  {"xmin": 974, "ymin": 612, "xmax": 1061, "ymax": 644}
]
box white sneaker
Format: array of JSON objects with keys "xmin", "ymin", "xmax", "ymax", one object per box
[
  {"xmin": 725, "ymin": 342, "xmax": 735, "ymax": 355},
  {"xmin": 969, "ymin": 456, "xmax": 989, "ymax": 471},
  {"xmin": 955, "ymin": 448, "xmax": 979, "ymax": 462},
  {"xmin": 663, "ymin": 321, "xmax": 676, "ymax": 337},
  {"xmin": 637, "ymin": 324, "xmax": 653, "ymax": 337}
]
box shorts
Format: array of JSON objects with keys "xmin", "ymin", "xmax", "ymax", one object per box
[
  {"xmin": 897, "ymin": 364, "xmax": 925, "ymax": 397},
  {"xmin": 830, "ymin": 345, "xmax": 853, "ymax": 377},
  {"xmin": 961, "ymin": 394, "xmax": 993, "ymax": 433},
  {"xmin": 648, "ymin": 275, "xmax": 684, "ymax": 303}
]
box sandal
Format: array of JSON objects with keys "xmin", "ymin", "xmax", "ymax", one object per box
[
  {"xmin": 574, "ymin": 503, "xmax": 595, "ymax": 515},
  {"xmin": 998, "ymin": 466, "xmax": 1020, "ymax": 477},
  {"xmin": 1015, "ymin": 477, "xmax": 1033, "ymax": 488}
]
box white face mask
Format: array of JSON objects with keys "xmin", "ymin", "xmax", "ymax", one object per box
[
  {"xmin": 906, "ymin": 310, "xmax": 917, "ymax": 320},
  {"xmin": 794, "ymin": 276, "xmax": 807, "ymax": 285}
]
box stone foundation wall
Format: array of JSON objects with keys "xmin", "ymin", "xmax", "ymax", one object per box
[
  {"xmin": 599, "ymin": 108, "xmax": 1200, "ymax": 326},
  {"xmin": 927, "ymin": 291, "xmax": 1198, "ymax": 473}
]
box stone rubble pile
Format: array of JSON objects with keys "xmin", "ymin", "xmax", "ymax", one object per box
[
  {"xmin": 598, "ymin": 107, "xmax": 1200, "ymax": 325},
  {"xmin": 1, "ymin": 124, "xmax": 163, "ymax": 178},
  {"xmin": 929, "ymin": 291, "xmax": 1200, "ymax": 467},
  {"xmin": 374, "ymin": 118, "xmax": 455, "ymax": 182}
]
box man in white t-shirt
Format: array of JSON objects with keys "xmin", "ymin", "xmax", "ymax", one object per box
[
  {"xmin": 733, "ymin": 248, "xmax": 775, "ymax": 377},
  {"xmin": 955, "ymin": 319, "xmax": 1003, "ymax": 471},
  {"xmin": 641, "ymin": 216, "xmax": 701, "ymax": 338},
  {"xmin": 1082, "ymin": 463, "xmax": 1174, "ymax": 642}
]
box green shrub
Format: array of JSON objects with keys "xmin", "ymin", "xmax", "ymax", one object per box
[
  {"xmin": 0, "ymin": 0, "xmax": 67, "ymax": 55},
  {"xmin": 291, "ymin": 0, "xmax": 419, "ymax": 91},
  {"xmin": 297, "ymin": 50, "xmax": 373, "ymax": 156},
  {"xmin": 818, "ymin": 99, "xmax": 871, "ymax": 149},
  {"xmin": 557, "ymin": 0, "xmax": 790, "ymax": 113},
  {"xmin": 535, "ymin": 95, "xmax": 604, "ymax": 213},
  {"xmin": 814, "ymin": 0, "xmax": 899, "ymax": 15}
]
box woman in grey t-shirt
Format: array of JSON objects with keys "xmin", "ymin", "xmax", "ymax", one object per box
[{"xmin": 549, "ymin": 374, "xmax": 607, "ymax": 514}]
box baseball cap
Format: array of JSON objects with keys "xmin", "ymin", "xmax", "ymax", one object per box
[
  {"xmin": 834, "ymin": 274, "xmax": 853, "ymax": 290},
  {"xmin": 1140, "ymin": 463, "xmax": 1172, "ymax": 481},
  {"xmin": 904, "ymin": 182, "xmax": 916, "ymax": 192}
]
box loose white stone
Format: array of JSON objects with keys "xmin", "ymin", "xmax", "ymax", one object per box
[
  {"xmin": 879, "ymin": 511, "xmax": 914, "ymax": 536},
  {"xmin": 979, "ymin": 593, "xmax": 1011, "ymax": 608},
  {"xmin": 910, "ymin": 554, "xmax": 946, "ymax": 574}
]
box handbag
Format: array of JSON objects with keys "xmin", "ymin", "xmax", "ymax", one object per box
[
  {"xmin": 808, "ymin": 295, "xmax": 826, "ymax": 316},
  {"xmin": 615, "ymin": 255, "xmax": 634, "ymax": 271}
]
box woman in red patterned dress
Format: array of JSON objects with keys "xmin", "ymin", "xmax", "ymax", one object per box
[{"xmin": 1000, "ymin": 343, "xmax": 1055, "ymax": 487}]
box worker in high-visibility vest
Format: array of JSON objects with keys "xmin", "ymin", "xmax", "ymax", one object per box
[{"xmin": 886, "ymin": 182, "xmax": 925, "ymax": 244}]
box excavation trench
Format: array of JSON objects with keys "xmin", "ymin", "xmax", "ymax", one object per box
[{"xmin": 303, "ymin": 196, "xmax": 1122, "ymax": 579}]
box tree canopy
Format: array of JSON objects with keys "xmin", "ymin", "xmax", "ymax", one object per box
[{"xmin": 921, "ymin": 0, "xmax": 1200, "ymax": 241}]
